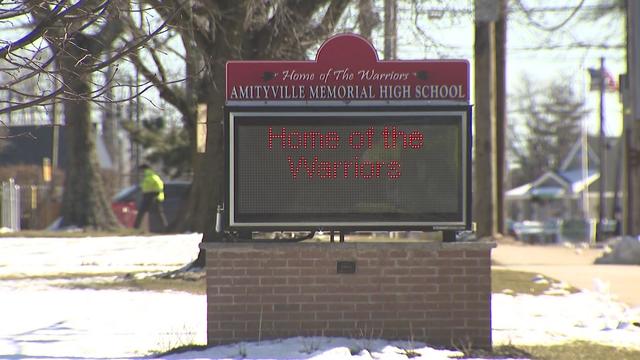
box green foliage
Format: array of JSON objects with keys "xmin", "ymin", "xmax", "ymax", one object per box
[{"xmin": 122, "ymin": 117, "xmax": 191, "ymax": 178}]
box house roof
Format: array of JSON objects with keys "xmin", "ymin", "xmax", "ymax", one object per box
[
  {"xmin": 559, "ymin": 137, "xmax": 600, "ymax": 172},
  {"xmin": 507, "ymin": 135, "xmax": 621, "ymax": 198},
  {"xmin": 506, "ymin": 183, "xmax": 532, "ymax": 197},
  {"xmin": 560, "ymin": 169, "xmax": 599, "ymax": 193},
  {"xmin": 530, "ymin": 171, "xmax": 570, "ymax": 189},
  {"xmin": 0, "ymin": 125, "xmax": 113, "ymax": 169}
]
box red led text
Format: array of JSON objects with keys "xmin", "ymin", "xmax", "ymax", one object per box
[
  {"xmin": 268, "ymin": 127, "xmax": 339, "ymax": 149},
  {"xmin": 382, "ymin": 127, "xmax": 424, "ymax": 149},
  {"xmin": 288, "ymin": 156, "xmax": 401, "ymax": 179},
  {"xmin": 266, "ymin": 126, "xmax": 425, "ymax": 180}
]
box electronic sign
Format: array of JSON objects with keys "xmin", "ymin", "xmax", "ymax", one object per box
[
  {"xmin": 226, "ymin": 107, "xmax": 471, "ymax": 230},
  {"xmin": 224, "ymin": 34, "xmax": 471, "ymax": 231}
]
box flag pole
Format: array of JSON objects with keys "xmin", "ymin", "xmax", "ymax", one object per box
[{"xmin": 597, "ymin": 57, "xmax": 606, "ymax": 242}]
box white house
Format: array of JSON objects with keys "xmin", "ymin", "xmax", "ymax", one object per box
[{"xmin": 506, "ymin": 136, "xmax": 623, "ymax": 228}]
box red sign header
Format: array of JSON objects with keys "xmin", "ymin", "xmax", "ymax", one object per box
[{"xmin": 226, "ymin": 34, "xmax": 469, "ymax": 103}]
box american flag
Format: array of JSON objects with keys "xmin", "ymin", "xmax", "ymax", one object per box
[{"xmin": 588, "ymin": 68, "xmax": 618, "ymax": 92}]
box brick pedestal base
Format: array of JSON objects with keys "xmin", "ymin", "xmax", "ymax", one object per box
[{"xmin": 203, "ymin": 241, "xmax": 495, "ymax": 350}]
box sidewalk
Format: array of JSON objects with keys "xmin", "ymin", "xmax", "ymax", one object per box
[{"xmin": 492, "ymin": 243, "xmax": 640, "ymax": 307}]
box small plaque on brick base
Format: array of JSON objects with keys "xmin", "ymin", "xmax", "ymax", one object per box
[{"xmin": 337, "ymin": 260, "xmax": 356, "ymax": 274}]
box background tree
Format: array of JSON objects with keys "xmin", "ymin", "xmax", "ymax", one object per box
[
  {"xmin": 134, "ymin": 0, "xmax": 350, "ymax": 230},
  {"xmin": 46, "ymin": 3, "xmax": 125, "ymax": 229},
  {"xmin": 511, "ymin": 0, "xmax": 624, "ymax": 51},
  {"xmin": 1, "ymin": 0, "xmax": 178, "ymax": 229},
  {"xmin": 358, "ymin": 0, "xmax": 379, "ymax": 41},
  {"xmin": 2, "ymin": 0, "xmax": 120, "ymax": 229},
  {"xmin": 508, "ymin": 76, "xmax": 591, "ymax": 187},
  {"xmin": 123, "ymin": 117, "xmax": 191, "ymax": 179}
]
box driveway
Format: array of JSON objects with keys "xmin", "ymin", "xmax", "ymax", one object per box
[{"xmin": 492, "ymin": 242, "xmax": 640, "ymax": 307}]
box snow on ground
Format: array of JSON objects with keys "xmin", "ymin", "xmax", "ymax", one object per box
[
  {"xmin": 161, "ymin": 336, "xmax": 465, "ymax": 360},
  {"xmin": 0, "ymin": 234, "xmax": 201, "ymax": 278},
  {"xmin": 492, "ymin": 292, "xmax": 640, "ymax": 349},
  {"xmin": 0, "ymin": 288, "xmax": 205, "ymax": 359},
  {"xmin": 0, "ymin": 234, "xmax": 639, "ymax": 359}
]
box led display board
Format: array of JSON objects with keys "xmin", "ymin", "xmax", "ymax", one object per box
[{"xmin": 225, "ymin": 106, "xmax": 471, "ymax": 230}]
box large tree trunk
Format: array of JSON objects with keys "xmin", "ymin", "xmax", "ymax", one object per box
[
  {"xmin": 102, "ymin": 65, "xmax": 121, "ymax": 190},
  {"xmin": 28, "ymin": 1, "xmax": 126, "ymax": 230},
  {"xmin": 186, "ymin": 3, "xmax": 247, "ymax": 268},
  {"xmin": 167, "ymin": 36, "xmax": 199, "ymax": 234},
  {"xmin": 58, "ymin": 46, "xmax": 120, "ymax": 230},
  {"xmin": 358, "ymin": 0, "xmax": 378, "ymax": 41},
  {"xmin": 474, "ymin": 5, "xmax": 498, "ymax": 238}
]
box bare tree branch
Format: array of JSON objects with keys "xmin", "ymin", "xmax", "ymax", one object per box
[
  {"xmin": 128, "ymin": 49, "xmax": 191, "ymax": 116},
  {"xmin": 0, "ymin": 86, "xmax": 63, "ymax": 114},
  {"xmin": 303, "ymin": 0, "xmax": 351, "ymax": 45},
  {"xmin": 516, "ymin": 0, "xmax": 586, "ymax": 32},
  {"xmin": 0, "ymin": 118, "xmax": 37, "ymax": 139},
  {"xmin": 0, "ymin": 0, "xmax": 69, "ymax": 59}
]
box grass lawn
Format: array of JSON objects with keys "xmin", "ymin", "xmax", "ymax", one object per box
[
  {"xmin": 483, "ymin": 342, "xmax": 640, "ymax": 360},
  {"xmin": 0, "ymin": 229, "xmax": 149, "ymax": 237},
  {"xmin": 56, "ymin": 271, "xmax": 206, "ymax": 294},
  {"xmin": 491, "ymin": 268, "xmax": 579, "ymax": 295}
]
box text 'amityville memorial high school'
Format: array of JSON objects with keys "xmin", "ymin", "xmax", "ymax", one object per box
[
  {"xmin": 202, "ymin": 33, "xmax": 495, "ymax": 350},
  {"xmin": 229, "ymin": 83, "xmax": 466, "ymax": 100}
]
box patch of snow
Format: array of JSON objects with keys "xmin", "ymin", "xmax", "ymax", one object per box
[
  {"xmin": 492, "ymin": 292, "xmax": 640, "ymax": 349},
  {"xmin": 0, "ymin": 234, "xmax": 202, "ymax": 278},
  {"xmin": 596, "ymin": 236, "xmax": 640, "ymax": 265},
  {"xmin": 0, "ymin": 288, "xmax": 206, "ymax": 359},
  {"xmin": 531, "ymin": 274, "xmax": 548, "ymax": 285},
  {"xmin": 160, "ymin": 337, "xmax": 467, "ymax": 360}
]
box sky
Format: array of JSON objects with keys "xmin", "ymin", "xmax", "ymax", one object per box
[
  {"xmin": 1, "ymin": 1, "xmax": 626, "ymax": 135},
  {"xmin": 387, "ymin": 0, "xmax": 627, "ymax": 137}
]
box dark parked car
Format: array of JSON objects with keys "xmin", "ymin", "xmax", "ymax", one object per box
[{"xmin": 111, "ymin": 180, "xmax": 191, "ymax": 232}]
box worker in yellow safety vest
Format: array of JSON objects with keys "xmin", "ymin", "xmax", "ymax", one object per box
[{"xmin": 133, "ymin": 163, "xmax": 168, "ymax": 232}]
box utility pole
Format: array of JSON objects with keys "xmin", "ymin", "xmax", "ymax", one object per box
[
  {"xmin": 103, "ymin": 65, "xmax": 120, "ymax": 189},
  {"xmin": 51, "ymin": 101, "xmax": 59, "ymax": 174},
  {"xmin": 384, "ymin": 0, "xmax": 397, "ymax": 60},
  {"xmin": 597, "ymin": 57, "xmax": 607, "ymax": 242},
  {"xmin": 626, "ymin": 0, "xmax": 640, "ymax": 236},
  {"xmin": 474, "ymin": 0, "xmax": 499, "ymax": 238},
  {"xmin": 495, "ymin": 0, "xmax": 507, "ymax": 235},
  {"xmin": 128, "ymin": 79, "xmax": 136, "ymax": 186}
]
